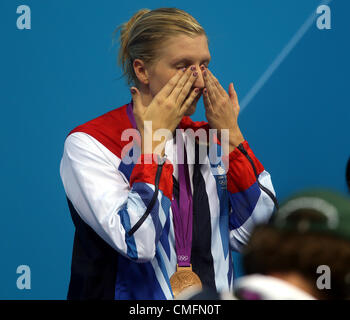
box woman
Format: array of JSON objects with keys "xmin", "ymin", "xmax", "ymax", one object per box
[{"xmin": 60, "ymin": 7, "xmax": 277, "ymax": 300}]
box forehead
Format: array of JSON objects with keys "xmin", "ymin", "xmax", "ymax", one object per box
[{"xmin": 159, "ymin": 34, "xmax": 210, "ymax": 62}]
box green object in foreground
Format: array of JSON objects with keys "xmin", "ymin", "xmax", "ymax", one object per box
[{"xmin": 271, "ymin": 189, "xmax": 350, "ymax": 241}]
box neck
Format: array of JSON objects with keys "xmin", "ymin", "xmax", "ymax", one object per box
[{"xmin": 138, "ymin": 84, "xmax": 153, "ymax": 106}]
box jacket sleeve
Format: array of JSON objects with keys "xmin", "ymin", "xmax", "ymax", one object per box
[
  {"xmin": 60, "ymin": 132, "xmax": 173, "ymax": 262},
  {"xmin": 226, "ymin": 140, "xmax": 276, "ymax": 252}
]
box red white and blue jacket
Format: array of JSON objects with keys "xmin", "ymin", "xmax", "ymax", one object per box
[{"xmin": 59, "ymin": 101, "xmax": 276, "ymax": 300}]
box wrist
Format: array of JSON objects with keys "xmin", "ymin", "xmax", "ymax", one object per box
[{"xmin": 229, "ymin": 129, "xmax": 244, "ymax": 152}]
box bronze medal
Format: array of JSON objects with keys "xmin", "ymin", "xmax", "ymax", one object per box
[{"xmin": 170, "ymin": 264, "xmax": 202, "ymax": 299}]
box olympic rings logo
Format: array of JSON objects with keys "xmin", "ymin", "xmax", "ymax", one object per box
[{"xmin": 177, "ymin": 255, "xmax": 189, "ymax": 262}]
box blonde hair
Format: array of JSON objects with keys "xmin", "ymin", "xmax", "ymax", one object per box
[{"xmin": 114, "ymin": 8, "xmax": 207, "ymax": 87}]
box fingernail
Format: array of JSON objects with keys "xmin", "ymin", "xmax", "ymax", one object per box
[
  {"xmin": 193, "ymin": 72, "xmax": 198, "ymax": 77},
  {"xmin": 190, "ymin": 65, "xmax": 196, "ymax": 71}
]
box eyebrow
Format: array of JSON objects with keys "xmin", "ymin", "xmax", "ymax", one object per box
[{"xmin": 172, "ymin": 57, "xmax": 211, "ymax": 65}]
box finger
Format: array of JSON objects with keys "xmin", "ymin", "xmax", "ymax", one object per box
[
  {"xmin": 203, "ymin": 69, "xmax": 217, "ymax": 103},
  {"xmin": 186, "ymin": 88, "xmax": 202, "ymax": 112},
  {"xmin": 179, "ymin": 87, "xmax": 201, "ymax": 114},
  {"xmin": 202, "ymin": 87, "xmax": 213, "ymax": 113},
  {"xmin": 156, "ymin": 68, "xmax": 188, "ymax": 98},
  {"xmin": 175, "ymin": 68, "xmax": 199, "ymax": 106},
  {"xmin": 207, "ymin": 69, "xmax": 226, "ymax": 97},
  {"xmin": 229, "ymin": 82, "xmax": 239, "ymax": 102},
  {"xmin": 169, "ymin": 66, "xmax": 198, "ymax": 104},
  {"xmin": 228, "ymin": 83, "xmax": 235, "ymax": 101},
  {"xmin": 193, "ymin": 88, "xmax": 202, "ymax": 104}
]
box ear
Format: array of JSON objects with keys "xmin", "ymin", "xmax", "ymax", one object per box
[{"xmin": 133, "ymin": 59, "xmax": 150, "ymax": 85}]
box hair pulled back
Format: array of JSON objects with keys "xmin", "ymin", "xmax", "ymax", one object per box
[{"xmin": 115, "ymin": 8, "xmax": 206, "ymax": 86}]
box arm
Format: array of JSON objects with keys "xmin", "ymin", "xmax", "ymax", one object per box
[
  {"xmin": 199, "ymin": 67, "xmax": 276, "ymax": 251},
  {"xmin": 227, "ymin": 141, "xmax": 276, "ymax": 252},
  {"xmin": 60, "ymin": 132, "xmax": 173, "ymax": 262}
]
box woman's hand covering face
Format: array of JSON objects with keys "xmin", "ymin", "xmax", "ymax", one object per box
[
  {"xmin": 130, "ymin": 66, "xmax": 201, "ymax": 154},
  {"xmin": 201, "ymin": 67, "xmax": 244, "ymax": 148}
]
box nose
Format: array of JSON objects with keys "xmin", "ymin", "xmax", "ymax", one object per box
[{"xmin": 193, "ymin": 65, "xmax": 205, "ymax": 89}]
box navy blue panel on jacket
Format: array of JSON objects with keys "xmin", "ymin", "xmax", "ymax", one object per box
[{"xmin": 67, "ymin": 197, "xmax": 118, "ymax": 300}]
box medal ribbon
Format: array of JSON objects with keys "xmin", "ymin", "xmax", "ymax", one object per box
[{"xmin": 171, "ymin": 130, "xmax": 193, "ymax": 267}]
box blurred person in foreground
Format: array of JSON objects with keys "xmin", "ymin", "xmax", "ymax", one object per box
[
  {"xmin": 185, "ymin": 189, "xmax": 350, "ymax": 300},
  {"xmin": 236, "ymin": 189, "xmax": 350, "ymax": 300}
]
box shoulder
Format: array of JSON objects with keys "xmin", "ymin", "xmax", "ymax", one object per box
[{"xmin": 65, "ymin": 103, "xmax": 133, "ymax": 159}]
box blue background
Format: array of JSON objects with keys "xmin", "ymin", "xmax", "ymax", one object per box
[{"xmin": 0, "ymin": 0, "xmax": 349, "ymax": 299}]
